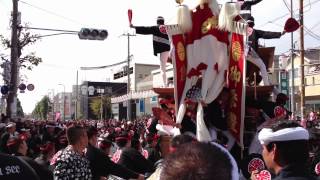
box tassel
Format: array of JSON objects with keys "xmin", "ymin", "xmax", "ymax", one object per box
[
  {"xmin": 196, "ymin": 103, "xmax": 212, "ymax": 142},
  {"xmin": 177, "ymin": 4, "xmax": 192, "ymax": 33},
  {"xmin": 218, "ymin": 2, "xmax": 241, "ymax": 31}
]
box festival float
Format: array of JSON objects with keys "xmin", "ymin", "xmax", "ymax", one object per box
[{"xmin": 150, "ymin": 0, "xmax": 318, "ymax": 177}]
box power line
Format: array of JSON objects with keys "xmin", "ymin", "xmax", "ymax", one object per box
[
  {"xmin": 304, "ymin": 26, "xmax": 320, "ymax": 41},
  {"xmin": 80, "ymin": 56, "xmax": 132, "ymax": 70},
  {"xmin": 282, "ymin": 0, "xmax": 291, "ymax": 12},
  {"xmin": 19, "ymin": 0, "xmax": 84, "ymax": 26},
  {"xmin": 257, "ymin": 0, "xmax": 320, "ymax": 28}
]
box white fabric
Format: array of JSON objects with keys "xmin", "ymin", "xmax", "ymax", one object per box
[
  {"xmin": 210, "ymin": 142, "xmax": 240, "ymax": 180},
  {"xmin": 196, "ymin": 103, "xmax": 212, "ymax": 142},
  {"xmin": 156, "ymin": 124, "xmax": 181, "ymax": 136},
  {"xmin": 160, "ymin": 51, "xmax": 170, "ymax": 87},
  {"xmin": 258, "ymin": 127, "xmax": 309, "ymax": 145},
  {"xmin": 209, "ymin": 127, "xmax": 236, "ymax": 151}
]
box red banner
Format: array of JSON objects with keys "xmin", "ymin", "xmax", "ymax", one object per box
[
  {"xmin": 171, "ymin": 34, "xmax": 187, "ymax": 111},
  {"xmin": 227, "ymin": 33, "xmax": 246, "ymax": 146}
]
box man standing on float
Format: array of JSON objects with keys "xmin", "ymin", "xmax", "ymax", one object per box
[{"xmin": 131, "ymin": 16, "xmax": 170, "ymax": 87}]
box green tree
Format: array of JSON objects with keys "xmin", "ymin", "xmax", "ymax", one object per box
[
  {"xmin": 16, "ymin": 98, "xmax": 24, "ymax": 117},
  {"xmin": 0, "ymin": 24, "xmax": 42, "ymax": 117},
  {"xmin": 89, "ymin": 95, "xmax": 111, "ymax": 120},
  {"xmin": 32, "ymin": 96, "xmax": 50, "ymax": 120}
]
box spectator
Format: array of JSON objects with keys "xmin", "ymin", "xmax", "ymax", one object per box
[
  {"xmin": 53, "ymin": 126, "xmax": 92, "ymax": 179},
  {"xmin": 7, "ymin": 135, "xmax": 53, "ymax": 180},
  {"xmin": 148, "ymin": 134, "xmax": 196, "ymax": 180},
  {"xmin": 0, "ymin": 152, "xmax": 40, "ymax": 180},
  {"xmin": 34, "ymin": 142, "xmax": 55, "ymax": 171},
  {"xmin": 113, "ymin": 132, "xmax": 154, "ymax": 174},
  {"xmin": 85, "ymin": 126, "xmax": 144, "ymax": 180},
  {"xmin": 144, "ymin": 133, "xmax": 161, "ymax": 165},
  {"xmin": 160, "ymin": 142, "xmax": 239, "ymax": 180},
  {"xmin": 98, "ymin": 138, "xmax": 113, "ymax": 156},
  {"xmin": 0, "ymin": 122, "xmax": 17, "ymax": 154},
  {"xmin": 255, "ymin": 120, "xmax": 317, "ymax": 179}
]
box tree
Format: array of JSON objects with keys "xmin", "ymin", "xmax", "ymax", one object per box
[
  {"xmin": 89, "ymin": 95, "xmax": 111, "ymax": 120},
  {"xmin": 32, "ymin": 96, "xmax": 50, "ymax": 120},
  {"xmin": 16, "ymin": 98, "xmax": 24, "ymax": 117},
  {"xmin": 0, "ymin": 24, "xmax": 42, "ymax": 117}
]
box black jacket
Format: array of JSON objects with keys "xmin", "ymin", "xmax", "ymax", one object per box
[
  {"xmin": 249, "ymin": 29, "xmax": 282, "ymax": 52},
  {"xmin": 144, "ymin": 145, "xmax": 161, "ymax": 165},
  {"xmin": 273, "ymin": 164, "xmax": 317, "ymax": 180},
  {"xmin": 204, "ymin": 101, "xmax": 228, "ymax": 131},
  {"xmin": 118, "ymin": 147, "xmax": 154, "ymax": 174},
  {"xmin": 0, "ymin": 132, "xmax": 10, "ymax": 154},
  {"xmin": 0, "ymin": 153, "xmax": 40, "ymax": 180},
  {"xmin": 240, "ymin": 0, "xmax": 263, "ymax": 20},
  {"xmin": 18, "ymin": 155, "xmax": 53, "ymax": 180},
  {"xmin": 85, "ymin": 144, "xmax": 139, "ymax": 180},
  {"xmin": 134, "ymin": 26, "xmax": 170, "ymax": 56}
]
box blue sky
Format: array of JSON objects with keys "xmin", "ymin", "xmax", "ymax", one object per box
[{"xmin": 0, "ymin": 0, "xmax": 319, "ymax": 113}]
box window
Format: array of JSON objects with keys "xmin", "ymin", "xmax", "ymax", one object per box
[{"xmin": 139, "ymin": 74, "xmax": 143, "ymax": 78}]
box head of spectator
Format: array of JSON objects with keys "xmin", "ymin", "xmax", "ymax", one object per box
[
  {"xmin": 39, "ymin": 141, "xmax": 56, "ymax": 161},
  {"xmin": 115, "ymin": 131, "xmax": 131, "ymax": 149},
  {"xmin": 46, "ymin": 122, "xmax": 56, "ymax": 134},
  {"xmin": 66, "ymin": 125, "xmax": 88, "ymax": 153},
  {"xmin": 131, "ymin": 138, "xmax": 143, "ymax": 152},
  {"xmin": 169, "ymin": 134, "xmax": 195, "ymax": 153},
  {"xmin": 258, "ymin": 120, "xmax": 310, "ymax": 175},
  {"xmin": 87, "ymin": 126, "xmax": 98, "ymax": 147},
  {"xmin": 276, "ymin": 93, "xmax": 289, "ymax": 106},
  {"xmin": 20, "ymin": 128, "xmax": 31, "ymax": 139},
  {"xmin": 98, "ymin": 138, "xmax": 113, "ymax": 155},
  {"xmin": 161, "ymin": 142, "xmax": 239, "ymax": 180},
  {"xmin": 6, "ymin": 122, "xmax": 16, "ymax": 134},
  {"xmin": 7, "ymin": 135, "xmax": 28, "ymax": 156},
  {"xmin": 146, "ymin": 133, "xmax": 159, "ymax": 148}
]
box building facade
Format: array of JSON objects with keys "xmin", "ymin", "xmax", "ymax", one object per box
[{"xmin": 278, "ymin": 48, "xmax": 320, "ymax": 116}]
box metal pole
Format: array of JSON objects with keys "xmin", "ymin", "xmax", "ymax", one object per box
[
  {"xmin": 290, "ymin": 0, "xmax": 295, "ymax": 114},
  {"xmin": 58, "ymin": 84, "xmax": 66, "ymax": 121},
  {"xmin": 100, "ymin": 94, "xmax": 103, "ymax": 120},
  {"xmin": 299, "ymin": 0, "xmax": 305, "ymax": 119},
  {"xmin": 75, "ymin": 70, "xmax": 78, "ymax": 120},
  {"xmin": 7, "ymin": 0, "xmax": 19, "ymax": 118},
  {"xmin": 127, "ymin": 33, "xmax": 131, "ymax": 121}
]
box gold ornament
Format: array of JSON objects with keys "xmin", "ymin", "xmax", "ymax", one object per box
[{"xmin": 175, "ymin": 0, "xmax": 184, "ymax": 5}]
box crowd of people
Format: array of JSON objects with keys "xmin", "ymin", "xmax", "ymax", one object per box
[{"xmin": 0, "ymin": 110, "xmax": 319, "ymax": 180}]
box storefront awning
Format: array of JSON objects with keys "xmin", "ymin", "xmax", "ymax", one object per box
[{"xmin": 111, "ymin": 90, "xmax": 158, "ymax": 103}]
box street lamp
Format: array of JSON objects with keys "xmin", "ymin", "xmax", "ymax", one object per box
[
  {"xmin": 58, "ymin": 84, "xmax": 65, "ymax": 121},
  {"xmin": 48, "ymin": 89, "xmax": 55, "ymax": 121}
]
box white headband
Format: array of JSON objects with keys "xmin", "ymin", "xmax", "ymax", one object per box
[
  {"xmin": 210, "ymin": 142, "xmax": 239, "ymax": 180},
  {"xmin": 258, "ymin": 127, "xmax": 309, "ymax": 145}
]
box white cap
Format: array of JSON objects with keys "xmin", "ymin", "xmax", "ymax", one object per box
[{"xmin": 6, "ymin": 122, "xmax": 16, "ymax": 128}]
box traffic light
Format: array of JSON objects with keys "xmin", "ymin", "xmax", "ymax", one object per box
[{"xmin": 78, "ymin": 28, "xmax": 108, "ymax": 40}]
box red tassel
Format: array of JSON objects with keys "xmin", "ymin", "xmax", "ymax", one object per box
[{"xmin": 128, "ymin": 9, "xmax": 133, "ymax": 26}]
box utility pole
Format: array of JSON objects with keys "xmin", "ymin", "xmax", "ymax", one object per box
[
  {"xmin": 7, "ymin": 0, "xmax": 20, "ymax": 118},
  {"xmin": 299, "ymin": 0, "xmax": 305, "ymax": 119},
  {"xmin": 58, "ymin": 84, "xmax": 66, "ymax": 121},
  {"xmin": 122, "ymin": 32, "xmax": 135, "ymax": 121},
  {"xmin": 75, "ymin": 70, "xmax": 78, "ymax": 120},
  {"xmin": 290, "ymin": 0, "xmax": 295, "ymax": 114},
  {"xmin": 100, "ymin": 93, "xmax": 103, "ymax": 120}
]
